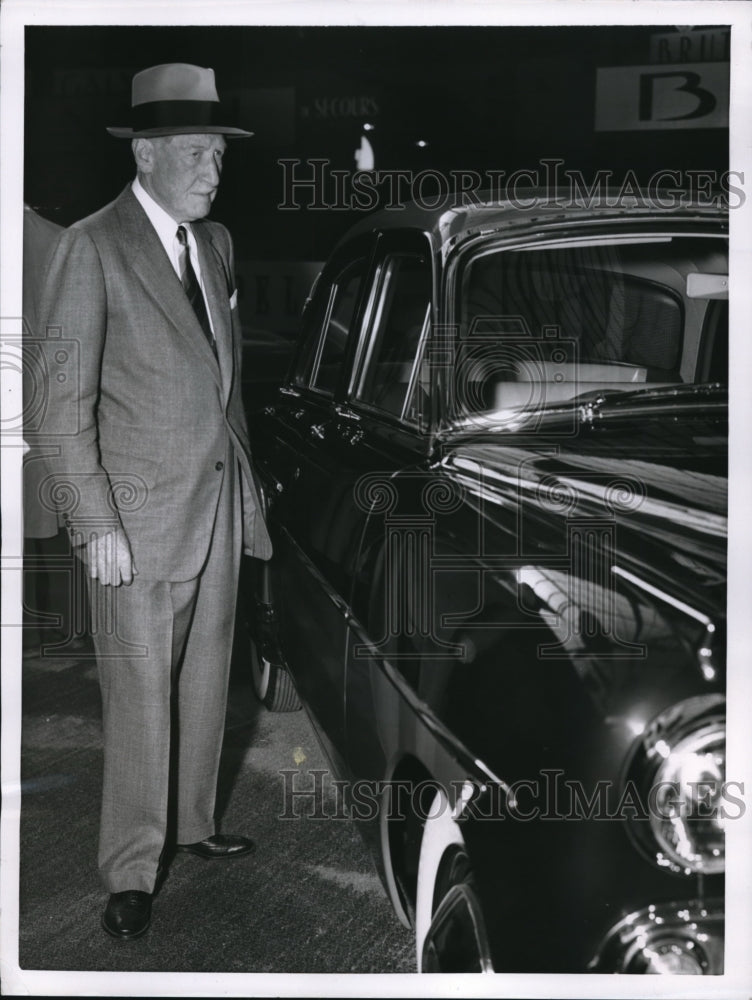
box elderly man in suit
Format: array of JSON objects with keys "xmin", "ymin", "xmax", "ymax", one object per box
[{"xmin": 40, "ymin": 64, "xmax": 271, "ymax": 941}]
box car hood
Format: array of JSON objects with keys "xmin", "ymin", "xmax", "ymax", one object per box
[
  {"xmin": 415, "ymin": 384, "xmax": 726, "ymax": 799},
  {"xmin": 438, "ymin": 384, "xmax": 727, "ymax": 619},
  {"xmin": 422, "ymin": 389, "xmax": 728, "ymax": 969}
]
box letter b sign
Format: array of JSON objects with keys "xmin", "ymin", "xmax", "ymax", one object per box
[
  {"xmin": 595, "ymin": 62, "xmax": 729, "ymax": 131},
  {"xmin": 639, "ymin": 70, "xmax": 716, "ymax": 121}
]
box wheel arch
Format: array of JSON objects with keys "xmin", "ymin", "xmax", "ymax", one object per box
[{"xmin": 378, "ymin": 752, "xmax": 434, "ymax": 928}]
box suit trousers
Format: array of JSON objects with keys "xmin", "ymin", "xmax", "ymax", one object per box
[{"xmin": 90, "ymin": 446, "xmax": 242, "ymax": 893}]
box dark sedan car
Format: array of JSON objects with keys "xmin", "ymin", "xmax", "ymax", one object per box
[{"xmin": 245, "ymin": 191, "xmax": 728, "ymax": 974}]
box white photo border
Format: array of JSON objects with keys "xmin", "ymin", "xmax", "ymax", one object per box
[{"xmin": 2, "ymin": 1, "xmax": 751, "ymax": 997}]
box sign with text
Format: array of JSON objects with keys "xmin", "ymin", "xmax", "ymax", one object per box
[
  {"xmin": 649, "ymin": 28, "xmax": 730, "ymax": 64},
  {"xmin": 595, "ymin": 62, "xmax": 729, "ymax": 131}
]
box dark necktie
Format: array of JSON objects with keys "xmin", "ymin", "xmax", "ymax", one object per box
[{"xmin": 176, "ymin": 225, "xmax": 216, "ymax": 357}]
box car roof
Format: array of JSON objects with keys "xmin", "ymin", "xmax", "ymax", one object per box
[{"xmin": 337, "ymin": 189, "xmax": 728, "ymax": 258}]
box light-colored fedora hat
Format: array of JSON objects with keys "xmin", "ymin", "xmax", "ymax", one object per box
[{"xmin": 107, "ymin": 63, "xmax": 253, "ymax": 138}]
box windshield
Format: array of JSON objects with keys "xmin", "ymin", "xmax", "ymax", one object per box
[{"xmin": 454, "ymin": 234, "xmax": 727, "ymax": 422}]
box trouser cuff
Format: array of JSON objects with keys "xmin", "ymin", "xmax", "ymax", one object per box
[{"xmin": 101, "ymin": 867, "xmax": 158, "ymax": 894}]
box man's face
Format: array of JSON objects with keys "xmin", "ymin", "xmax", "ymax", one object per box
[{"xmin": 139, "ymin": 133, "xmax": 227, "ymax": 222}]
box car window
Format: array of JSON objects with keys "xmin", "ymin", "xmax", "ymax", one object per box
[
  {"xmin": 296, "ymin": 258, "xmax": 367, "ymax": 395},
  {"xmin": 355, "ymin": 252, "xmax": 432, "ymax": 423},
  {"xmin": 456, "ymin": 235, "xmax": 728, "ymax": 417}
]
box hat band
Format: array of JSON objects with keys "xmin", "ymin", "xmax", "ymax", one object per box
[{"xmin": 132, "ymin": 99, "xmax": 222, "ymax": 131}]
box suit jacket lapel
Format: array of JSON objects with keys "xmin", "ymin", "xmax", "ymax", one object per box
[
  {"xmin": 194, "ymin": 226, "xmax": 235, "ymax": 403},
  {"xmin": 113, "ymin": 187, "xmax": 222, "ymax": 387}
]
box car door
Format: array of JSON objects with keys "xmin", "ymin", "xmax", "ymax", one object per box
[
  {"xmin": 255, "ymin": 237, "xmax": 376, "ymax": 761},
  {"xmin": 327, "ymin": 232, "xmax": 439, "ymax": 780},
  {"xmin": 259, "ymin": 229, "xmax": 437, "ymax": 775}
]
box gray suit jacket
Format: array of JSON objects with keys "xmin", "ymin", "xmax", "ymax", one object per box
[
  {"xmin": 40, "ymin": 185, "xmax": 272, "ymax": 580},
  {"xmin": 23, "ymin": 205, "xmax": 65, "ymax": 538}
]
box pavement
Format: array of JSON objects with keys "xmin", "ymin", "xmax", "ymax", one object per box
[{"xmin": 14, "ymin": 623, "xmax": 416, "ymax": 979}]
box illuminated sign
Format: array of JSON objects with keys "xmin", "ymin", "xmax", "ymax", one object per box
[{"xmin": 595, "ymin": 62, "xmax": 729, "ymax": 131}]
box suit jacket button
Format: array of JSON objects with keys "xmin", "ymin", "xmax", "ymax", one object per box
[{"xmin": 215, "ymin": 461, "xmax": 224, "ymax": 471}]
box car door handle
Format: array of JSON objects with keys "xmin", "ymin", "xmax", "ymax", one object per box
[{"xmin": 254, "ymin": 464, "xmax": 284, "ymax": 510}]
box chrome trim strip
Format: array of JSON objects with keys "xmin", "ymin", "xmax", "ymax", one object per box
[
  {"xmin": 513, "ymin": 234, "xmax": 674, "ymax": 250},
  {"xmin": 612, "ymin": 565, "xmax": 714, "ymax": 627},
  {"xmin": 275, "ymin": 524, "xmax": 354, "ymax": 620},
  {"xmin": 400, "ymin": 303, "xmax": 432, "ymax": 423},
  {"xmin": 310, "ymin": 283, "xmax": 337, "ymax": 386}
]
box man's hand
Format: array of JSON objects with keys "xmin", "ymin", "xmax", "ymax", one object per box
[{"xmin": 84, "ymin": 528, "xmax": 136, "ymax": 587}]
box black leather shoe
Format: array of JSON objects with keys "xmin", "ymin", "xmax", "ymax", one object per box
[
  {"xmin": 101, "ymin": 890, "xmax": 152, "ymax": 940},
  {"xmin": 177, "ymin": 833, "xmax": 255, "ymax": 860}
]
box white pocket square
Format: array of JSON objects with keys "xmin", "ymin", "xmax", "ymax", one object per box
[{"xmin": 229, "ymin": 289, "xmax": 238, "ymax": 309}]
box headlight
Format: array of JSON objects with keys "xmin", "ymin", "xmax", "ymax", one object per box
[
  {"xmin": 649, "ymin": 721, "xmax": 725, "ymax": 874},
  {"xmin": 625, "ymin": 695, "xmax": 725, "ymax": 875},
  {"xmin": 589, "ymin": 900, "xmax": 724, "ymax": 974},
  {"xmin": 631, "ymin": 939, "xmax": 706, "ymax": 975}
]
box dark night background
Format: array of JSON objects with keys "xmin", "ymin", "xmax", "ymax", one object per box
[{"xmin": 24, "ymin": 24, "xmax": 729, "ymax": 330}]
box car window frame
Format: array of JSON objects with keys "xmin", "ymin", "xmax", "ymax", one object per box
[
  {"xmin": 346, "ymin": 229, "xmax": 437, "ymax": 435},
  {"xmin": 289, "ymin": 234, "xmax": 378, "ymax": 402}
]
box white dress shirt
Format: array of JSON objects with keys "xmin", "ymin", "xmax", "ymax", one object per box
[{"xmin": 132, "ymin": 177, "xmax": 215, "ymax": 334}]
